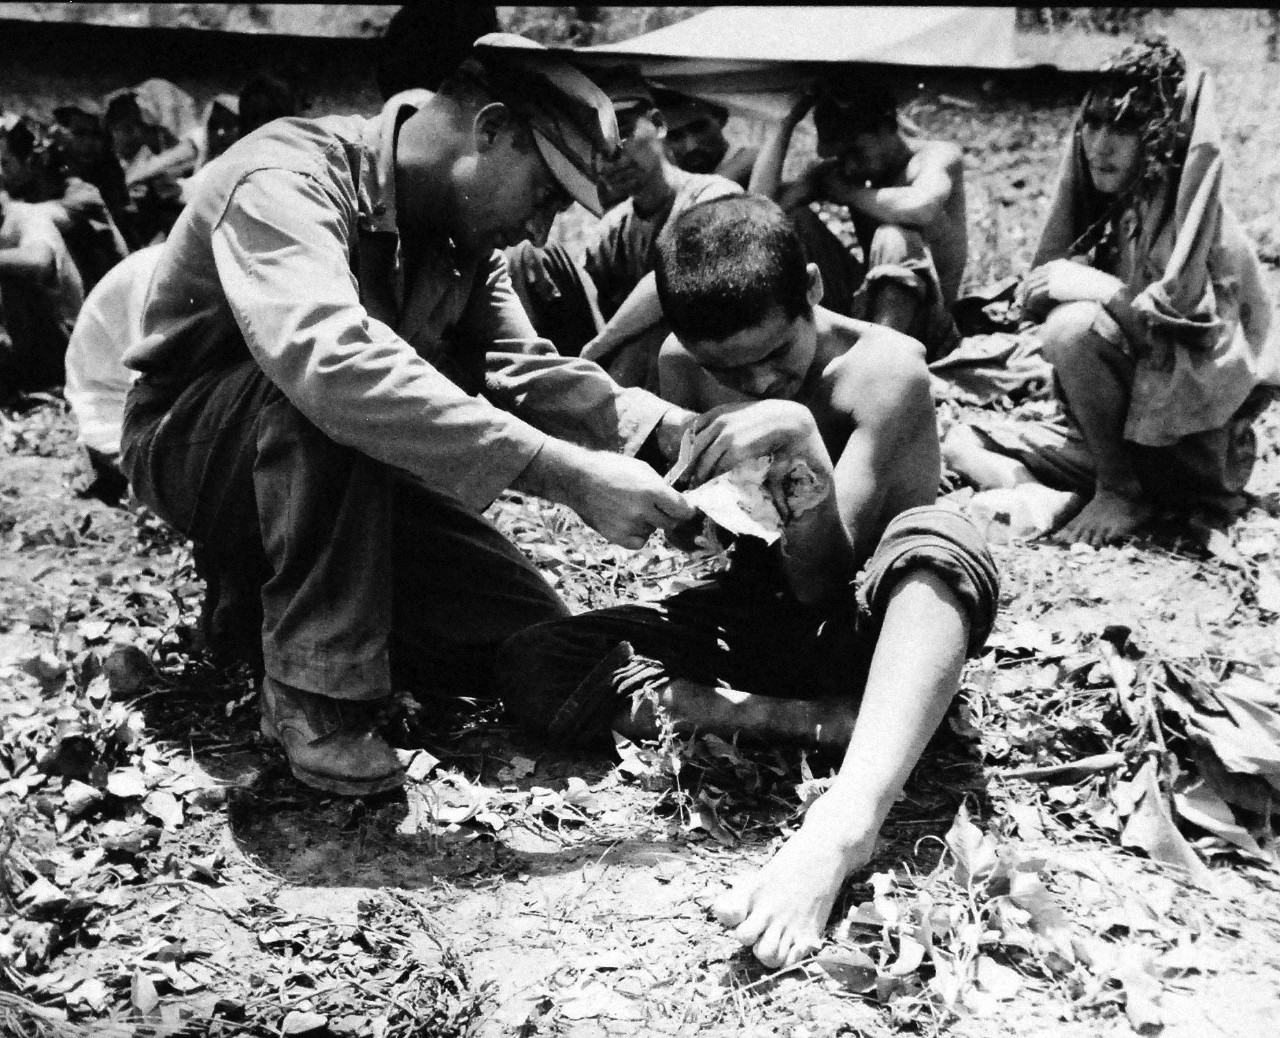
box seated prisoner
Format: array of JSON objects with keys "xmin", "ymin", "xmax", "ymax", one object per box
[
  {"xmin": 751, "ymin": 73, "xmax": 967, "ymax": 361},
  {"xmin": 0, "ymin": 139, "xmax": 86, "ymax": 394},
  {"xmin": 494, "ymin": 196, "xmax": 997, "ymax": 969},
  {"xmin": 653, "ymin": 86, "xmax": 759, "ymax": 189},
  {"xmin": 4, "ymin": 112, "xmax": 130, "ymax": 293},
  {"xmin": 103, "ymin": 79, "xmax": 200, "ymax": 243},
  {"xmin": 506, "ymin": 65, "xmax": 741, "ymax": 386},
  {"xmin": 119, "ymin": 37, "xmax": 696, "ymax": 796},
  {"xmin": 944, "ymin": 40, "xmax": 1277, "ymax": 546}
]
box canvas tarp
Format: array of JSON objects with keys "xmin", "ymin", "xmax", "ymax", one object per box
[
  {"xmin": 583, "ymin": 7, "xmax": 1024, "ymax": 67},
  {"xmin": 483, "ymin": 8, "xmax": 1101, "ymax": 122}
]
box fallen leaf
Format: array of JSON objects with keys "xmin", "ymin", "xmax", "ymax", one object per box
[
  {"xmin": 107, "ymin": 768, "xmax": 147, "ymax": 799},
  {"xmin": 18, "ymin": 876, "xmax": 65, "ymax": 909},
  {"xmin": 946, "ymin": 805, "xmax": 1001, "ymax": 888},
  {"xmin": 683, "ymin": 797, "xmax": 735, "ymax": 846},
  {"xmin": 1173, "ymin": 779, "xmax": 1270, "ymax": 863},
  {"xmin": 104, "ymin": 644, "xmax": 152, "ymax": 695},
  {"xmin": 985, "ymin": 618, "xmax": 1056, "ymax": 656},
  {"xmin": 131, "ymin": 969, "xmax": 160, "ymax": 1015},
  {"xmin": 1112, "ymin": 944, "xmax": 1163, "ymax": 1032},
  {"xmin": 101, "ymin": 821, "xmax": 162, "ymax": 854},
  {"xmin": 1185, "ymin": 677, "xmax": 1280, "ymax": 781},
  {"xmin": 1186, "ymin": 743, "xmax": 1279, "ymax": 815},
  {"xmin": 613, "ymin": 733, "xmax": 661, "ymax": 782},
  {"xmin": 562, "ymin": 776, "xmax": 597, "ymax": 810},
  {"xmin": 886, "ymin": 935, "xmax": 928, "ymax": 977},
  {"xmin": 62, "ymin": 779, "xmax": 102, "ymax": 816},
  {"xmin": 188, "ymin": 853, "xmax": 224, "ymax": 883},
  {"xmin": 813, "ymin": 948, "xmax": 878, "ymax": 993},
  {"xmin": 400, "ymin": 748, "xmax": 440, "ymax": 784},
  {"xmin": 429, "ymin": 776, "xmax": 490, "ymax": 826},
  {"xmin": 1202, "ymin": 527, "xmax": 1246, "ymax": 569},
  {"xmin": 65, "ymin": 977, "xmax": 110, "ymax": 1013},
  {"xmin": 509, "ymin": 755, "xmax": 537, "ymax": 777},
  {"xmin": 474, "ymin": 810, "xmax": 505, "ymax": 831},
  {"xmin": 1256, "ymin": 567, "xmax": 1280, "ymax": 613},
  {"xmin": 1157, "ymin": 938, "xmax": 1209, "ymax": 978},
  {"xmin": 281, "ymin": 1010, "xmax": 329, "ymax": 1034},
  {"xmin": 1119, "ymin": 760, "xmax": 1212, "ymax": 887},
  {"xmin": 1002, "ymin": 802, "xmax": 1045, "ymax": 840},
  {"xmin": 146, "ymin": 899, "xmax": 182, "ymax": 922},
  {"xmin": 557, "ymin": 980, "xmax": 643, "ymax": 1021},
  {"xmin": 143, "ymin": 790, "xmax": 184, "ymax": 830},
  {"xmin": 974, "ymin": 956, "xmax": 1022, "ymax": 1000},
  {"xmin": 84, "ymin": 673, "xmax": 111, "ymax": 705},
  {"xmin": 78, "ymin": 619, "xmax": 111, "ymax": 642},
  {"xmin": 20, "ymin": 652, "xmax": 68, "ymax": 692}
]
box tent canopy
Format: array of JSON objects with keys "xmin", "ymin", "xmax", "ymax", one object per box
[
  {"xmin": 584, "ymin": 7, "xmax": 1025, "ymax": 68},
  {"xmin": 485, "ymin": 8, "xmax": 1103, "ymax": 121}
]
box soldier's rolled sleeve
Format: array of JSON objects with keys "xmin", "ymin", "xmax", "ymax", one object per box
[{"xmin": 479, "ymin": 252, "xmax": 672, "ymax": 456}]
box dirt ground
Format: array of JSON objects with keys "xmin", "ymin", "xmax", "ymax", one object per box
[{"xmin": 5, "ymin": 9, "xmax": 1280, "ymax": 1038}]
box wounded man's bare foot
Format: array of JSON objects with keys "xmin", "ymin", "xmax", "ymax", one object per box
[
  {"xmin": 1054, "ymin": 487, "xmax": 1153, "ymax": 547},
  {"xmin": 713, "ymin": 798, "xmax": 874, "ymax": 969}
]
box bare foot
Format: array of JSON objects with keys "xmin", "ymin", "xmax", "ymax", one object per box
[
  {"xmin": 967, "ymin": 483, "xmax": 1085, "ymax": 544},
  {"xmin": 629, "ymin": 682, "xmax": 858, "ymax": 751},
  {"xmin": 1053, "ymin": 487, "xmax": 1153, "ymax": 546},
  {"xmin": 713, "ymin": 799, "xmax": 874, "ymax": 969},
  {"xmin": 942, "ymin": 424, "xmax": 1038, "ymax": 491}
]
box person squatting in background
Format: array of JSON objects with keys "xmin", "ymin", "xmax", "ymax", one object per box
[
  {"xmin": 752, "ymin": 71, "xmax": 968, "ymax": 361},
  {"xmin": 652, "ymin": 85, "xmax": 759, "ymax": 189},
  {"xmin": 943, "ymin": 38, "xmax": 1278, "ymax": 546},
  {"xmin": 0, "ymin": 135, "xmax": 85, "ymax": 396}
]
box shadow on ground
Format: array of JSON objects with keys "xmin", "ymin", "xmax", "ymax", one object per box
[{"xmin": 118, "ymin": 644, "xmax": 991, "ymax": 908}]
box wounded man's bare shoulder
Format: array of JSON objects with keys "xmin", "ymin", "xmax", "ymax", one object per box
[
  {"xmin": 827, "ymin": 329, "xmax": 930, "ymax": 412},
  {"xmin": 841, "ymin": 323, "xmax": 928, "ymax": 370}
]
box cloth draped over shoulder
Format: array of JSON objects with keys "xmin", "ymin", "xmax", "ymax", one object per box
[
  {"xmin": 1033, "ymin": 69, "xmax": 1278, "ymax": 448},
  {"xmin": 64, "ymin": 246, "xmax": 163, "ymax": 455},
  {"xmin": 104, "ymin": 79, "xmax": 201, "ymax": 145}
]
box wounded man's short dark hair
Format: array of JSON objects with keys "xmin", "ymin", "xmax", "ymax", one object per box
[{"xmin": 655, "ymin": 195, "xmax": 811, "ymax": 344}]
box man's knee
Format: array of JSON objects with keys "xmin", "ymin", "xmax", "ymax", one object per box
[
  {"xmin": 857, "ymin": 505, "xmax": 999, "ymax": 656},
  {"xmin": 868, "ymin": 224, "xmax": 929, "ymax": 268},
  {"xmin": 492, "ymin": 620, "xmax": 599, "ymax": 736},
  {"xmin": 1040, "ymin": 301, "xmax": 1106, "ymax": 369}
]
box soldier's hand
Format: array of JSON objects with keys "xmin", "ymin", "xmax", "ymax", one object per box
[
  {"xmin": 518, "ymin": 441, "xmax": 696, "ymax": 550},
  {"xmin": 569, "ymin": 451, "xmax": 696, "ymax": 549}
]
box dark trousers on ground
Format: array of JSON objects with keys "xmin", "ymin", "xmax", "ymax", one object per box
[
  {"xmin": 0, "ymin": 279, "xmax": 71, "ymax": 392},
  {"xmin": 120, "ymin": 360, "xmax": 569, "ymax": 702},
  {"xmin": 494, "ymin": 506, "xmax": 999, "ymax": 746}
]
